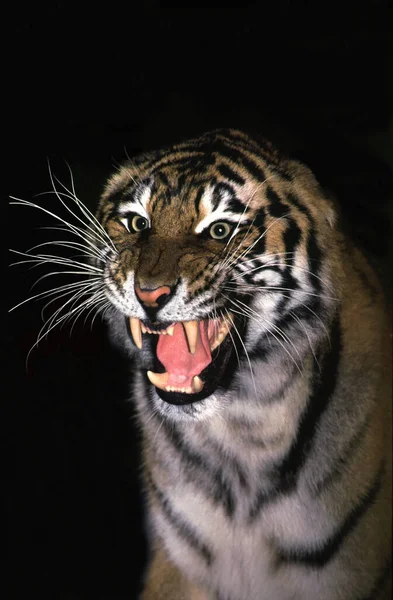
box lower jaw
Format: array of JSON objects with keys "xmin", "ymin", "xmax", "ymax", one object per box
[{"xmin": 153, "ymin": 384, "xmax": 215, "ymax": 405}]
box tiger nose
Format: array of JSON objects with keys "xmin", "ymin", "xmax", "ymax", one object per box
[{"xmin": 134, "ymin": 284, "xmax": 172, "ymax": 308}]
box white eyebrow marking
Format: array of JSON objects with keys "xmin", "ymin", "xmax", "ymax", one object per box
[
  {"xmin": 118, "ymin": 201, "xmax": 150, "ymax": 221},
  {"xmin": 117, "ymin": 183, "xmax": 152, "ymax": 220},
  {"xmin": 137, "ymin": 184, "xmax": 153, "ymax": 211},
  {"xmin": 194, "ymin": 186, "xmax": 247, "ymax": 234}
]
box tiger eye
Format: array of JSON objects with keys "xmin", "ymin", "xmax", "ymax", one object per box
[
  {"xmin": 209, "ymin": 222, "xmax": 232, "ymax": 240},
  {"xmin": 129, "ymin": 214, "xmax": 149, "ymax": 233}
]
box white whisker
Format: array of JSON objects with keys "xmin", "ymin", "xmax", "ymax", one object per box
[
  {"xmin": 227, "ymin": 296, "xmax": 304, "ymax": 375},
  {"xmin": 224, "ymin": 310, "xmax": 257, "ymax": 398}
]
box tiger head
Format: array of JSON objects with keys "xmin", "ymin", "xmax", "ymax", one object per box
[{"xmin": 96, "ymin": 129, "xmax": 339, "ymax": 407}]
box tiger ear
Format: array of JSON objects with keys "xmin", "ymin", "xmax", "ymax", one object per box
[
  {"xmin": 323, "ymin": 188, "xmax": 339, "ymax": 229},
  {"xmin": 326, "ymin": 205, "xmax": 337, "ymax": 229}
]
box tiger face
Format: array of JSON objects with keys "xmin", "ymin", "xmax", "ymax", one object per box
[{"xmin": 97, "ymin": 129, "xmax": 338, "ymax": 407}]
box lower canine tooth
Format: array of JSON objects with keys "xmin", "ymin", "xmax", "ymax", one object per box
[
  {"xmin": 129, "ymin": 317, "xmax": 142, "ymax": 349},
  {"xmin": 147, "ymin": 371, "xmax": 169, "ymax": 391},
  {"xmin": 192, "ymin": 376, "xmax": 204, "ymax": 393}
]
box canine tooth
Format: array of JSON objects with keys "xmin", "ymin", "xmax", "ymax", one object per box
[
  {"xmin": 147, "ymin": 371, "xmax": 169, "ymax": 391},
  {"xmin": 129, "ymin": 317, "xmax": 142, "ymax": 349},
  {"xmin": 192, "ymin": 375, "xmax": 204, "ymax": 393},
  {"xmin": 183, "ymin": 320, "xmax": 198, "ymax": 354},
  {"xmin": 210, "ymin": 318, "xmax": 232, "ymax": 351},
  {"xmin": 167, "ymin": 325, "xmax": 175, "ymax": 336}
]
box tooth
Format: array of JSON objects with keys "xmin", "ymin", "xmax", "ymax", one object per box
[
  {"xmin": 210, "ymin": 317, "xmax": 232, "ymax": 351},
  {"xmin": 147, "ymin": 371, "xmax": 169, "ymax": 391},
  {"xmin": 192, "ymin": 376, "xmax": 204, "ymax": 393},
  {"xmin": 167, "ymin": 325, "xmax": 175, "ymax": 336},
  {"xmin": 183, "ymin": 320, "xmax": 198, "ymax": 354},
  {"xmin": 129, "ymin": 317, "xmax": 142, "ymax": 349},
  {"xmin": 141, "ymin": 323, "xmax": 147, "ymax": 334}
]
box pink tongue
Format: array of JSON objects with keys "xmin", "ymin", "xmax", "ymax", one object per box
[{"xmin": 157, "ymin": 322, "xmax": 212, "ymax": 389}]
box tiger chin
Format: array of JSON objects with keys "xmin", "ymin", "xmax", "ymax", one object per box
[{"xmin": 96, "ymin": 130, "xmax": 390, "ymax": 598}]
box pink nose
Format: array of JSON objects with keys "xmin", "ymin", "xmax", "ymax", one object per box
[{"xmin": 135, "ymin": 284, "xmax": 172, "ymax": 307}]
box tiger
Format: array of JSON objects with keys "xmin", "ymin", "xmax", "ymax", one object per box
[{"xmin": 14, "ymin": 128, "xmax": 391, "ymax": 599}]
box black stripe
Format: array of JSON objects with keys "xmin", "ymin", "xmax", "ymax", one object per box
[
  {"xmin": 142, "ymin": 149, "xmax": 206, "ymax": 172},
  {"xmin": 359, "ymin": 556, "xmax": 392, "ymax": 600},
  {"xmin": 314, "ymin": 412, "xmax": 371, "ymax": 495},
  {"xmin": 283, "ymin": 218, "xmax": 302, "ymax": 250},
  {"xmin": 203, "ymin": 438, "xmax": 250, "ymax": 491},
  {"xmin": 265, "ymin": 187, "xmax": 288, "ymax": 218},
  {"xmin": 193, "ymin": 138, "xmax": 267, "ymax": 184},
  {"xmin": 194, "ymin": 186, "xmax": 204, "ymax": 214},
  {"xmin": 286, "ymin": 191, "xmax": 323, "ymax": 297},
  {"xmin": 148, "ymin": 152, "xmax": 215, "ymax": 177},
  {"xmin": 276, "ymin": 459, "xmax": 385, "ymax": 568},
  {"xmin": 217, "ymin": 162, "xmax": 246, "ymax": 186},
  {"xmin": 215, "ymin": 130, "xmax": 292, "ymax": 180},
  {"xmin": 241, "ymin": 209, "xmax": 267, "ymax": 260},
  {"xmin": 228, "ymin": 195, "xmax": 248, "ymax": 215},
  {"xmin": 249, "ymin": 313, "xmax": 342, "ymax": 520},
  {"xmin": 275, "ymin": 313, "xmax": 341, "ymax": 488},
  {"xmin": 156, "ymin": 170, "xmax": 169, "ymax": 187},
  {"xmin": 247, "ymin": 311, "xmax": 293, "ymax": 361},
  {"xmin": 252, "ymin": 207, "xmax": 267, "ymax": 230},
  {"xmin": 306, "ymin": 230, "xmax": 322, "ymax": 288},
  {"xmin": 169, "ymin": 172, "xmax": 188, "ymax": 198},
  {"xmin": 286, "ymin": 191, "xmax": 313, "ymax": 220},
  {"xmin": 136, "ymin": 132, "xmax": 272, "ymax": 186},
  {"xmin": 145, "ymin": 469, "xmax": 214, "ymax": 566},
  {"xmin": 161, "ymin": 419, "xmax": 236, "ymax": 518},
  {"xmin": 212, "ymin": 182, "xmax": 236, "ymax": 211},
  {"xmin": 279, "ymin": 218, "xmax": 303, "ymax": 311}
]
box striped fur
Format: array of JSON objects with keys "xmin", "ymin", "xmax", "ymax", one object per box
[{"xmin": 97, "ymin": 130, "xmax": 391, "ymax": 599}]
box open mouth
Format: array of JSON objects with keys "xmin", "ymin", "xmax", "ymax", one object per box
[{"xmin": 129, "ymin": 315, "xmax": 233, "ymax": 402}]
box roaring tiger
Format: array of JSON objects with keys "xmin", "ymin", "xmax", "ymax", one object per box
[{"xmin": 15, "ymin": 129, "xmax": 392, "ymax": 599}]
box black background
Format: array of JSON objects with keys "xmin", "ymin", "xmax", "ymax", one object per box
[{"xmin": 4, "ymin": 2, "xmax": 392, "ymax": 599}]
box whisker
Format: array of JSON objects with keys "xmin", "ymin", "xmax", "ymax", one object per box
[
  {"xmin": 222, "ymin": 213, "xmax": 291, "ymax": 273},
  {"xmin": 46, "ymin": 161, "xmax": 116, "ymax": 251},
  {"xmin": 289, "ymin": 310, "xmax": 320, "ymax": 371},
  {"xmin": 227, "ymin": 296, "xmax": 304, "ymax": 375},
  {"xmin": 9, "ymin": 249, "xmax": 103, "ymax": 273},
  {"xmin": 231, "ymin": 260, "xmax": 330, "ymax": 289},
  {"xmin": 220, "ymin": 308, "xmax": 241, "ymax": 370},
  {"xmin": 226, "ymin": 282, "xmax": 337, "ymax": 302},
  {"xmin": 24, "ymin": 239, "xmax": 108, "ymax": 263},
  {"xmin": 9, "ymin": 275, "xmax": 102, "ymax": 313},
  {"xmin": 39, "ymin": 280, "xmax": 103, "ymax": 320},
  {"xmin": 224, "ymin": 310, "xmax": 257, "ymax": 397},
  {"xmin": 10, "ymin": 197, "xmax": 113, "ymax": 258}
]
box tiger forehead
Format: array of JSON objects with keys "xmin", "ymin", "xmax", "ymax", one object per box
[
  {"xmin": 136, "ymin": 172, "xmax": 252, "ymax": 224},
  {"xmin": 141, "ymin": 178, "xmax": 219, "ymax": 230}
]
